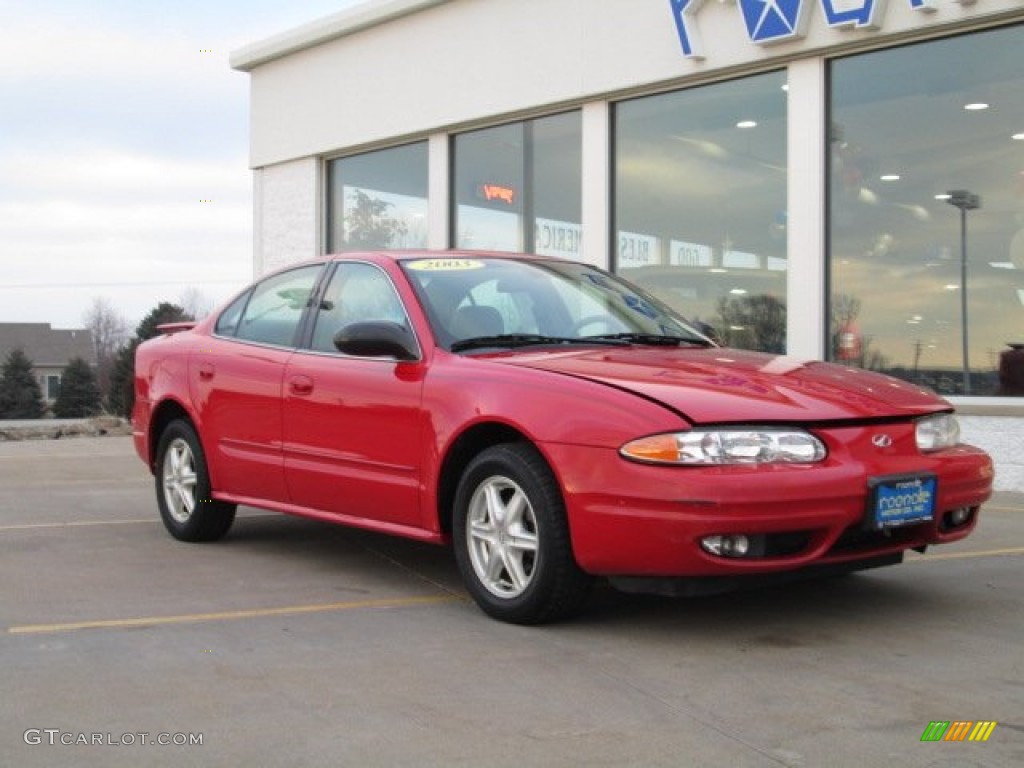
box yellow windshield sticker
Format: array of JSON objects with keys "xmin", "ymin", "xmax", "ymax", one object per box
[{"xmin": 405, "ymin": 258, "xmax": 485, "ymax": 271}]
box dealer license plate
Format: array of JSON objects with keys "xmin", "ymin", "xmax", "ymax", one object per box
[{"xmin": 868, "ymin": 474, "xmax": 937, "ymax": 529}]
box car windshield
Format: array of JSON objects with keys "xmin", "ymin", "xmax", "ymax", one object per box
[{"xmin": 400, "ymin": 256, "xmax": 713, "ymax": 352}]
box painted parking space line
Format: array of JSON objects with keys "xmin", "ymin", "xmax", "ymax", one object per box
[
  {"xmin": 0, "ymin": 518, "xmax": 157, "ymax": 531},
  {"xmin": 0, "ymin": 512, "xmax": 279, "ymax": 532},
  {"xmin": 906, "ymin": 546, "xmax": 1024, "ymax": 563},
  {"xmin": 7, "ymin": 594, "xmax": 462, "ymax": 636},
  {"xmin": 984, "ymin": 504, "xmax": 1022, "ymax": 514}
]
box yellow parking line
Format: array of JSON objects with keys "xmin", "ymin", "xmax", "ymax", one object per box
[
  {"xmin": 0, "ymin": 512, "xmax": 279, "ymax": 532},
  {"xmin": 984, "ymin": 505, "xmax": 1022, "ymax": 514},
  {"xmin": 0, "ymin": 519, "xmax": 156, "ymax": 531},
  {"xmin": 8, "ymin": 594, "xmax": 461, "ymax": 636},
  {"xmin": 907, "ymin": 546, "xmax": 1024, "ymax": 563}
]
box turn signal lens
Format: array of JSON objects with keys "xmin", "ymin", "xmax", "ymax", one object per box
[{"xmin": 620, "ymin": 429, "xmax": 826, "ymax": 466}]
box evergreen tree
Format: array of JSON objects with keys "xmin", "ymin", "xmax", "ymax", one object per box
[
  {"xmin": 107, "ymin": 340, "xmax": 139, "ymax": 419},
  {"xmin": 0, "ymin": 348, "xmax": 45, "ymax": 419},
  {"xmin": 53, "ymin": 357, "xmax": 102, "ymax": 417},
  {"xmin": 108, "ymin": 303, "xmax": 193, "ymax": 418}
]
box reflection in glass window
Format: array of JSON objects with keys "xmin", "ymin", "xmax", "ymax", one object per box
[
  {"xmin": 234, "ymin": 265, "xmax": 322, "ymax": 347},
  {"xmin": 453, "ymin": 112, "xmax": 582, "ymax": 258},
  {"xmin": 614, "ymin": 72, "xmax": 788, "ymax": 353},
  {"xmin": 829, "ymin": 25, "xmax": 1024, "ymax": 397},
  {"xmin": 310, "ymin": 263, "xmax": 408, "ymax": 354},
  {"xmin": 214, "ymin": 290, "xmax": 249, "ymax": 337},
  {"xmin": 327, "ymin": 142, "xmax": 428, "ymax": 252}
]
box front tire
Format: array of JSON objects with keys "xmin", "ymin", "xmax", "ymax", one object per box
[
  {"xmin": 453, "ymin": 443, "xmax": 593, "ymax": 624},
  {"xmin": 155, "ymin": 420, "xmax": 236, "ymax": 542}
]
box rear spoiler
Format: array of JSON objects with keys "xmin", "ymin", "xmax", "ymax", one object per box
[{"xmin": 155, "ymin": 322, "xmax": 197, "ymax": 335}]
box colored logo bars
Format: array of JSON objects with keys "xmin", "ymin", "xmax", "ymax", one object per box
[{"xmin": 920, "ymin": 721, "xmax": 998, "ymax": 742}]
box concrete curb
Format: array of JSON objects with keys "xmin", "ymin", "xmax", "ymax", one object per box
[{"xmin": 0, "ymin": 416, "xmax": 132, "ymax": 441}]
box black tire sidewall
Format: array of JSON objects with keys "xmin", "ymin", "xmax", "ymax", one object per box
[
  {"xmin": 453, "ymin": 443, "xmax": 587, "ymax": 624},
  {"xmin": 154, "ymin": 420, "xmax": 234, "ymax": 542}
]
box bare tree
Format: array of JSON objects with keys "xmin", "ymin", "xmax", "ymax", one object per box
[
  {"xmin": 82, "ymin": 297, "xmax": 129, "ymax": 402},
  {"xmin": 178, "ymin": 286, "xmax": 215, "ymax": 320}
]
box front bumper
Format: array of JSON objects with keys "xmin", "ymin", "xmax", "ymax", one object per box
[{"xmin": 543, "ymin": 426, "xmax": 994, "ymax": 578}]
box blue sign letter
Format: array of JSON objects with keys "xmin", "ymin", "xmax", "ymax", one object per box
[
  {"xmin": 820, "ymin": 0, "xmax": 890, "ymax": 29},
  {"xmin": 669, "ymin": 0, "xmax": 708, "ymax": 59}
]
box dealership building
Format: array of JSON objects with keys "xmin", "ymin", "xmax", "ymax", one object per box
[{"xmin": 231, "ymin": 0, "xmax": 1023, "ymax": 489}]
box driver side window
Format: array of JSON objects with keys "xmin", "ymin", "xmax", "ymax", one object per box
[{"xmin": 310, "ymin": 263, "xmax": 408, "ymax": 353}]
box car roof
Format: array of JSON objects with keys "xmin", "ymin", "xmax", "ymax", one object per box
[{"xmin": 259, "ymin": 250, "xmax": 552, "ymax": 275}]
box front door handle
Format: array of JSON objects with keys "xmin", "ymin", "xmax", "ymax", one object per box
[
  {"xmin": 197, "ymin": 362, "xmax": 215, "ymax": 381},
  {"xmin": 288, "ymin": 375, "xmax": 314, "ymax": 396}
]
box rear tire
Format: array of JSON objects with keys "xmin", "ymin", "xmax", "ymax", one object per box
[
  {"xmin": 453, "ymin": 443, "xmax": 593, "ymax": 624},
  {"xmin": 155, "ymin": 420, "xmax": 236, "ymax": 542}
]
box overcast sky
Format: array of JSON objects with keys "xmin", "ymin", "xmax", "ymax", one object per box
[{"xmin": 0, "ymin": 0, "xmax": 367, "ymax": 330}]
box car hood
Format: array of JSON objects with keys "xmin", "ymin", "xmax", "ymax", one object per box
[{"xmin": 491, "ymin": 347, "xmax": 948, "ymax": 424}]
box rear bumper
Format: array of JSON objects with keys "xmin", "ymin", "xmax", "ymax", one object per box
[{"xmin": 543, "ymin": 440, "xmax": 994, "ymax": 578}]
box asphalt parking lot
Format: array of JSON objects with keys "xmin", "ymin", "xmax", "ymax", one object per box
[{"xmin": 1, "ymin": 435, "xmax": 1021, "ymax": 767}]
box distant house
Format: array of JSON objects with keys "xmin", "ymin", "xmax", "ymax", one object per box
[{"xmin": 0, "ymin": 323, "xmax": 96, "ymax": 404}]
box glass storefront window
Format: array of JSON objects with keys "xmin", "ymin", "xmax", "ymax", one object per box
[
  {"xmin": 453, "ymin": 112, "xmax": 582, "ymax": 259},
  {"xmin": 829, "ymin": 25, "xmax": 1024, "ymax": 397},
  {"xmin": 614, "ymin": 71, "xmax": 788, "ymax": 353},
  {"xmin": 327, "ymin": 142, "xmax": 428, "ymax": 252}
]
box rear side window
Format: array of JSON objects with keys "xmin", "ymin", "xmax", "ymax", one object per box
[
  {"xmin": 214, "ymin": 291, "xmax": 250, "ymax": 337},
  {"xmin": 233, "ymin": 266, "xmax": 323, "ymax": 347}
]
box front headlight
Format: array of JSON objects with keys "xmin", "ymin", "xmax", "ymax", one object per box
[
  {"xmin": 915, "ymin": 413, "xmax": 960, "ymax": 452},
  {"xmin": 620, "ymin": 429, "xmax": 827, "ymax": 466}
]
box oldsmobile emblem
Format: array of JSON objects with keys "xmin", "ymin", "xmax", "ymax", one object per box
[{"xmin": 872, "ymin": 434, "xmax": 893, "ymax": 448}]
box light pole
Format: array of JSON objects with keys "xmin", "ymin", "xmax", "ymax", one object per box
[{"xmin": 946, "ymin": 190, "xmax": 980, "ymax": 395}]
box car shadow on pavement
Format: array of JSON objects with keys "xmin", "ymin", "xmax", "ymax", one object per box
[{"xmin": 209, "ymin": 511, "xmax": 982, "ymax": 639}]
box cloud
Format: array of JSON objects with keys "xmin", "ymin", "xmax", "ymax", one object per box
[
  {"xmin": 0, "ymin": 148, "xmax": 250, "ymax": 201},
  {"xmin": 0, "ymin": 1, "xmax": 371, "ymax": 328},
  {"xmin": 0, "ymin": 12, "xmax": 232, "ymax": 87},
  {"xmin": 0, "ymin": 146, "xmax": 253, "ymax": 327}
]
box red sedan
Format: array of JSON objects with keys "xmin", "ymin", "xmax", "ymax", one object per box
[{"xmin": 132, "ymin": 252, "xmax": 993, "ymax": 624}]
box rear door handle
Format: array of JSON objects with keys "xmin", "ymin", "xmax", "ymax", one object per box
[
  {"xmin": 288, "ymin": 375, "xmax": 314, "ymax": 396},
  {"xmin": 197, "ymin": 362, "xmax": 215, "ymax": 381}
]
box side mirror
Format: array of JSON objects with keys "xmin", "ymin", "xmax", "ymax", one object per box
[{"xmin": 333, "ymin": 322, "xmax": 419, "ymax": 361}]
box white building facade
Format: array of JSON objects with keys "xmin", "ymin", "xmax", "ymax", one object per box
[{"xmin": 232, "ymin": 0, "xmax": 1024, "ymax": 489}]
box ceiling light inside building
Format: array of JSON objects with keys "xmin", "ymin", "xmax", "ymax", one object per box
[
  {"xmin": 880, "ymin": 174, "xmax": 900, "ymax": 181},
  {"xmin": 736, "ymin": 120, "xmax": 757, "ymax": 129},
  {"xmin": 963, "ymin": 102, "xmax": 989, "ymax": 111}
]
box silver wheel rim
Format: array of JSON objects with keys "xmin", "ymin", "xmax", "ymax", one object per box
[
  {"xmin": 162, "ymin": 437, "xmax": 198, "ymax": 524},
  {"xmin": 466, "ymin": 475, "xmax": 539, "ymax": 599}
]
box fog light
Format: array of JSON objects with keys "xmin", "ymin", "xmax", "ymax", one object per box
[
  {"xmin": 701, "ymin": 534, "xmax": 750, "ymax": 558},
  {"xmin": 943, "ymin": 507, "xmax": 972, "ymax": 529}
]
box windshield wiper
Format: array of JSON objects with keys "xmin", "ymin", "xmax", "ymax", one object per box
[
  {"xmin": 582, "ymin": 332, "xmax": 715, "ymax": 348},
  {"xmin": 451, "ymin": 334, "xmax": 628, "ymax": 353}
]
